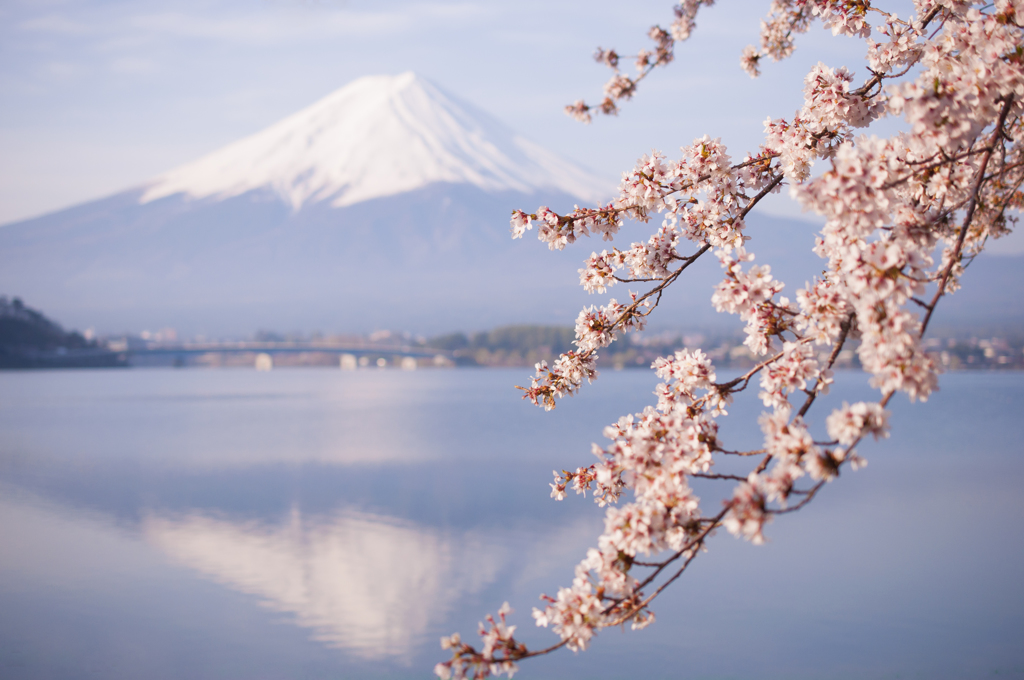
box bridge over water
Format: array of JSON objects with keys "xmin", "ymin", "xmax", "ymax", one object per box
[{"xmin": 123, "ymin": 341, "xmax": 455, "ymax": 370}]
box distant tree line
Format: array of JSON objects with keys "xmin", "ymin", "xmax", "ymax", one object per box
[
  {"xmin": 426, "ymin": 325, "xmax": 695, "ymax": 369},
  {"xmin": 429, "ymin": 326, "xmax": 576, "ymax": 354},
  {"xmin": 0, "ymin": 297, "xmax": 126, "ymax": 369},
  {"xmin": 426, "ymin": 324, "xmax": 1024, "ymax": 371},
  {"xmin": 0, "ymin": 296, "xmax": 93, "ymax": 351}
]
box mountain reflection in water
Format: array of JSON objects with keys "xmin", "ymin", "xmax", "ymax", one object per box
[
  {"xmin": 0, "ymin": 368, "xmax": 1022, "ymax": 680},
  {"xmin": 143, "ymin": 508, "xmax": 504, "ymax": 659}
]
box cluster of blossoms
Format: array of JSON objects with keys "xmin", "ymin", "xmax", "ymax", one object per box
[
  {"xmin": 515, "ymin": 134, "xmax": 776, "ymax": 409},
  {"xmin": 511, "ymin": 138, "xmax": 776, "ymax": 255},
  {"xmin": 759, "ymin": 61, "xmax": 884, "ymax": 186},
  {"xmin": 754, "ymin": 0, "xmax": 873, "ymax": 68},
  {"xmin": 566, "ymin": 0, "xmax": 714, "ymax": 122},
  {"xmin": 440, "ymin": 0, "xmax": 1022, "ymax": 676},
  {"xmin": 435, "ymin": 603, "xmax": 523, "ymax": 680}
]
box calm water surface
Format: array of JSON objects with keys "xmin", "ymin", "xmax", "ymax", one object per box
[{"xmin": 0, "ymin": 367, "xmax": 1022, "ymax": 680}]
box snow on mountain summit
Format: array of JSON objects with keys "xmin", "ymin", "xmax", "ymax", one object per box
[{"xmin": 142, "ymin": 72, "xmax": 613, "ymax": 210}]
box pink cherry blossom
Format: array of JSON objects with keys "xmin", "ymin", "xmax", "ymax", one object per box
[{"xmin": 442, "ymin": 1, "xmax": 1022, "ymax": 675}]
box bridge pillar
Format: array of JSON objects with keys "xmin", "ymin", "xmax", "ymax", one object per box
[
  {"xmin": 255, "ymin": 353, "xmax": 273, "ymax": 371},
  {"xmin": 340, "ymin": 353, "xmax": 357, "ymax": 370}
]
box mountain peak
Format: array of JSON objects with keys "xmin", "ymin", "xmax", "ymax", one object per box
[{"xmin": 141, "ymin": 72, "xmax": 612, "ymax": 210}]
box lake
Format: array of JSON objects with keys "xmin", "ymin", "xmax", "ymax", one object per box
[{"xmin": 0, "ymin": 367, "xmax": 1022, "ymax": 680}]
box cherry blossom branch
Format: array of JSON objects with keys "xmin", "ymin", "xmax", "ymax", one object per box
[
  {"xmin": 714, "ymin": 347, "xmax": 790, "ymax": 394},
  {"xmin": 513, "ymin": 153, "xmax": 779, "ymax": 241},
  {"xmin": 566, "ymin": 2, "xmax": 713, "ymax": 123},
  {"xmin": 715, "ymin": 448, "xmax": 768, "ymax": 456},
  {"xmin": 850, "ymin": 5, "xmax": 944, "ymax": 97},
  {"xmin": 604, "ymin": 511, "xmax": 727, "ymax": 624},
  {"xmin": 920, "ymin": 96, "xmax": 1015, "ymax": 334},
  {"xmin": 796, "ymin": 312, "xmax": 855, "ymax": 418},
  {"xmin": 768, "ymin": 480, "xmax": 827, "ymax": 514},
  {"xmin": 439, "ymin": 3, "xmax": 1022, "ymax": 677}
]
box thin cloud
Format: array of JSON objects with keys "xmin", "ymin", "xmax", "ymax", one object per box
[
  {"xmin": 15, "ymin": 2, "xmax": 502, "ymax": 49},
  {"xmin": 18, "ymin": 13, "xmax": 93, "ymax": 35},
  {"xmin": 109, "ymin": 56, "xmax": 157, "ymax": 75}
]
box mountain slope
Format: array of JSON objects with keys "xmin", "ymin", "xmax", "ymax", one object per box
[
  {"xmin": 0, "ymin": 184, "xmax": 591, "ymax": 335},
  {"xmin": 0, "ymin": 180, "xmax": 1018, "ymax": 336}
]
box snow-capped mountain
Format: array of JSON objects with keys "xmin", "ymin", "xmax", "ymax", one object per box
[
  {"xmin": 142, "ymin": 72, "xmax": 609, "ymax": 210},
  {"xmin": 1, "ymin": 71, "xmax": 1016, "ymax": 337},
  {"xmin": 0, "ymin": 73, "xmax": 627, "ymax": 336}
]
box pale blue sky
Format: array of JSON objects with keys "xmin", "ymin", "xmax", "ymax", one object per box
[
  {"xmin": 0, "ymin": 1, "xmax": 855, "ymax": 219},
  {"xmin": 2, "ymin": 0, "xmax": 1021, "ymax": 252}
]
